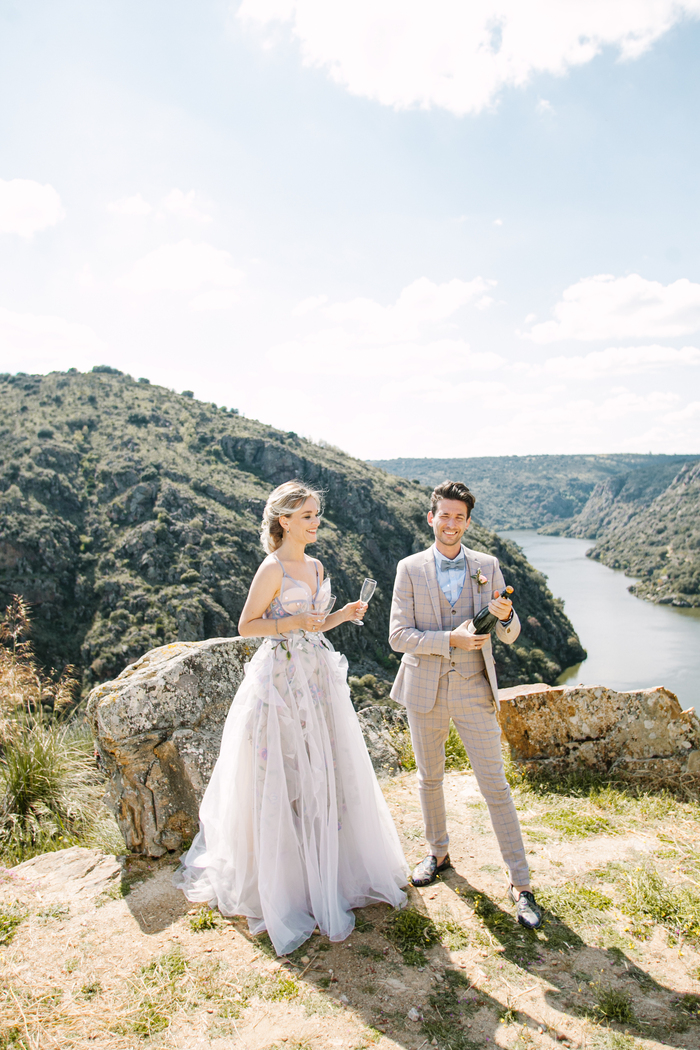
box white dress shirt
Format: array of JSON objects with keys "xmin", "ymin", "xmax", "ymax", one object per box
[{"xmin": 433, "ymin": 544, "xmax": 467, "ymax": 607}]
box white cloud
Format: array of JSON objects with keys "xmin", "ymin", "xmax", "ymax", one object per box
[
  {"xmin": 107, "ymin": 193, "xmax": 153, "ymax": 216},
  {"xmin": 291, "ymin": 294, "xmax": 328, "ymax": 316},
  {"xmin": 117, "ymin": 240, "xmax": 244, "ymax": 309},
  {"xmin": 536, "ymin": 98, "xmax": 554, "ymax": 114},
  {"xmin": 108, "ymin": 189, "xmax": 211, "ymax": 221},
  {"xmin": 539, "ymin": 344, "xmax": 700, "ymax": 379},
  {"xmin": 161, "ymin": 189, "xmax": 211, "ymax": 222},
  {"xmin": 0, "ymin": 306, "xmax": 106, "ymax": 373},
  {"xmin": 268, "ymin": 334, "xmax": 504, "ymax": 376},
  {"xmin": 322, "ymin": 276, "xmax": 494, "ymax": 340},
  {"xmin": 237, "ymin": 0, "xmax": 700, "ymax": 116},
  {"xmin": 0, "ymin": 179, "xmax": 65, "ymax": 237},
  {"xmin": 267, "ymin": 276, "xmax": 500, "ymax": 375},
  {"xmin": 527, "ymin": 274, "xmax": 700, "ymax": 342}
]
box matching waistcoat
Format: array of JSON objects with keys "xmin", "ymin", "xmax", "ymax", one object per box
[{"xmin": 437, "ymin": 579, "xmax": 486, "ymax": 680}]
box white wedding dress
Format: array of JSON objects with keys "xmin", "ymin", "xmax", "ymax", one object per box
[{"xmin": 174, "ymin": 558, "xmax": 408, "ymax": 956}]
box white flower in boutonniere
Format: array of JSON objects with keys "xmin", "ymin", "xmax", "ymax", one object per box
[{"xmin": 470, "ymin": 567, "xmax": 489, "ymax": 589}]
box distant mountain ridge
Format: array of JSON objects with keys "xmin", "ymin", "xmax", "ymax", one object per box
[
  {"xmin": 0, "ymin": 369, "xmax": 585, "ymax": 695},
  {"xmin": 373, "ymin": 454, "xmax": 697, "ymax": 530}
]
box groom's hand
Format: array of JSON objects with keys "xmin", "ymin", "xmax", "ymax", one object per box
[
  {"xmin": 450, "ymin": 621, "xmax": 489, "ymax": 650},
  {"xmin": 488, "ymin": 592, "xmax": 513, "ymax": 621}
]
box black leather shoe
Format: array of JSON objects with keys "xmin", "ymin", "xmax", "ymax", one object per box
[
  {"xmin": 508, "ymin": 885, "xmax": 544, "ymax": 929},
  {"xmin": 410, "ymin": 853, "xmax": 452, "ymax": 887}
]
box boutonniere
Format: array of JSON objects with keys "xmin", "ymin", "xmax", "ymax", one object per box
[{"xmin": 470, "ymin": 567, "xmax": 489, "ymax": 589}]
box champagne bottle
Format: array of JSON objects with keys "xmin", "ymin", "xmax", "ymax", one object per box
[{"xmin": 469, "ymin": 586, "xmax": 514, "ymax": 635}]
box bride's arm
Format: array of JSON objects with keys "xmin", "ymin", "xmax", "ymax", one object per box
[
  {"xmin": 238, "ymin": 561, "xmax": 285, "ymax": 637},
  {"xmin": 320, "ymin": 601, "xmax": 367, "ymax": 632}
]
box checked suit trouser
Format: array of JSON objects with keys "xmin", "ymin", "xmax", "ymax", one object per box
[{"xmin": 406, "ymin": 669, "xmax": 530, "ymax": 888}]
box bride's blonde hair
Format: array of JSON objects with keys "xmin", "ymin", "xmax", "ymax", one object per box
[{"xmin": 260, "ymin": 480, "xmax": 323, "ymax": 554}]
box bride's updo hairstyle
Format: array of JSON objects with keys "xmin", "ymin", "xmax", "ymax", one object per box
[{"xmin": 260, "ymin": 480, "xmax": 323, "ymax": 554}]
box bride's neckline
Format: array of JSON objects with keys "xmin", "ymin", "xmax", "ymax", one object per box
[{"xmin": 273, "ymin": 554, "xmax": 321, "ymax": 596}]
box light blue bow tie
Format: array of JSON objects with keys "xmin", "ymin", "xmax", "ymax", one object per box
[{"xmin": 440, "ymin": 556, "xmax": 465, "ymax": 573}]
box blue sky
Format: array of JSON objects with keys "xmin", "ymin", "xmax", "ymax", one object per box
[{"xmin": 1, "ymin": 0, "xmax": 700, "ymax": 458}]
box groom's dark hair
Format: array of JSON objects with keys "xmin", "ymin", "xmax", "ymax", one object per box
[{"xmin": 430, "ymin": 480, "xmax": 475, "ymax": 517}]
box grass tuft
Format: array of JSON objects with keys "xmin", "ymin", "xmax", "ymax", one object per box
[
  {"xmin": 435, "ymin": 915, "xmax": 470, "ymax": 950},
  {"xmin": 0, "ymin": 907, "xmax": 26, "ymax": 946},
  {"xmin": 189, "ymin": 907, "xmax": 219, "ymax": 932},
  {"xmin": 594, "ymin": 984, "xmax": 634, "ymax": 1024},
  {"xmin": 620, "ymin": 864, "xmax": 700, "ymax": 942},
  {"xmin": 384, "ymin": 907, "xmax": 439, "ymax": 965},
  {"xmin": 538, "ymin": 806, "xmax": 615, "ymax": 839},
  {"xmin": 538, "ymin": 885, "xmax": 613, "ymax": 930},
  {"xmin": 128, "ymin": 945, "xmax": 188, "ymax": 1037}
]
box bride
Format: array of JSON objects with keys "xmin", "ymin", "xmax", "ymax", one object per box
[{"xmin": 175, "ymin": 480, "xmax": 408, "ymax": 955}]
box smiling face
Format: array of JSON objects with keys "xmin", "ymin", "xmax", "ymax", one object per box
[
  {"xmin": 280, "ymin": 496, "xmax": 321, "ymax": 547},
  {"xmin": 427, "ymin": 497, "xmax": 471, "ymax": 556}
]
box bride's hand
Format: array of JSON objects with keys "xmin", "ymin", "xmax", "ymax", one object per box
[
  {"xmin": 345, "ymin": 600, "xmax": 368, "ymax": 622},
  {"xmin": 287, "ymin": 611, "xmax": 327, "ymax": 633}
]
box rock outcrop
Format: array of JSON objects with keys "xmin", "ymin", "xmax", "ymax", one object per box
[
  {"xmin": 499, "ymin": 684, "xmax": 700, "ymax": 785},
  {"xmin": 88, "ymin": 637, "xmax": 261, "ymax": 857},
  {"xmin": 12, "ymin": 847, "xmax": 121, "ymax": 900},
  {"xmin": 88, "ymin": 636, "xmax": 405, "ymax": 858}
]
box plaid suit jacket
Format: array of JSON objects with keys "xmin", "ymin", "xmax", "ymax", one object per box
[{"xmin": 389, "ymin": 544, "xmax": 520, "ymax": 714}]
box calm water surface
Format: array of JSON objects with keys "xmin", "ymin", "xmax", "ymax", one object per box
[{"xmin": 500, "ymin": 530, "xmax": 700, "ymax": 716}]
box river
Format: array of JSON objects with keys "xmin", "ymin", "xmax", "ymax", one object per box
[{"xmin": 500, "ymin": 530, "xmax": 700, "ymax": 716}]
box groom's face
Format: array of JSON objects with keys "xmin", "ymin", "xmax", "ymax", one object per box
[{"xmin": 427, "ymin": 498, "xmax": 471, "ymax": 553}]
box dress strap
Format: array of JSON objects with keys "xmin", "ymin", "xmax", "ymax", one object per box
[{"xmin": 273, "ymin": 553, "xmax": 289, "ymax": 578}]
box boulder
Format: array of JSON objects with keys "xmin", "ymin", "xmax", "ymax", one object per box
[
  {"xmin": 88, "ymin": 637, "xmax": 405, "ymax": 858},
  {"xmin": 499, "ymin": 684, "xmax": 700, "ymax": 786},
  {"xmin": 87, "ymin": 637, "xmax": 261, "ymax": 857},
  {"xmin": 12, "ymin": 846, "xmax": 121, "ymax": 899}
]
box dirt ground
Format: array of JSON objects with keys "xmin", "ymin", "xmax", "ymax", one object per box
[{"xmin": 3, "ymin": 770, "xmax": 700, "ymax": 1050}]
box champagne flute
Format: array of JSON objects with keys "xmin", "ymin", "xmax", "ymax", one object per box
[
  {"xmin": 312, "ymin": 593, "xmax": 336, "ymax": 631},
  {"xmin": 351, "ymin": 578, "xmax": 376, "ymax": 625}
]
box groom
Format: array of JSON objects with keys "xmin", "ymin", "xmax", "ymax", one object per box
[{"xmin": 389, "ymin": 480, "xmax": 542, "ymax": 929}]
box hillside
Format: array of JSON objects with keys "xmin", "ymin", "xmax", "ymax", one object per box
[
  {"xmin": 549, "ymin": 459, "xmax": 700, "ymax": 607},
  {"xmin": 0, "ymin": 369, "xmax": 585, "ymax": 694},
  {"xmin": 373, "ymin": 454, "xmax": 697, "ymax": 530}
]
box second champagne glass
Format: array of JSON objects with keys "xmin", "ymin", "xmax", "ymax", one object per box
[{"xmin": 351, "ymin": 578, "xmax": 377, "ymax": 625}]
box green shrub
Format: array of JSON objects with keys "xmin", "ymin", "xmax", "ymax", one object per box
[{"xmin": 0, "ymin": 718, "xmax": 100, "ymax": 864}]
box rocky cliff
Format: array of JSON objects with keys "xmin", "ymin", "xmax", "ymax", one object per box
[
  {"xmin": 0, "ymin": 368, "xmax": 585, "ymax": 693},
  {"xmin": 544, "ymin": 459, "xmax": 700, "ymax": 607}
]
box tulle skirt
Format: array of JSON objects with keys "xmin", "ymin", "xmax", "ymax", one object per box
[{"xmin": 174, "ymin": 632, "xmax": 408, "ymax": 955}]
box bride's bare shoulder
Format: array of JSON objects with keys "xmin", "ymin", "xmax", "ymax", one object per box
[{"xmin": 254, "ymin": 554, "xmax": 284, "ymax": 581}]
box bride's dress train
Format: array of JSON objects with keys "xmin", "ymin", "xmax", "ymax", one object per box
[{"xmin": 174, "ymin": 569, "xmax": 407, "ymax": 956}]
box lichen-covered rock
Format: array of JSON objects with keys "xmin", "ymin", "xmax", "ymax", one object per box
[
  {"xmin": 499, "ymin": 684, "xmax": 700, "ymax": 786},
  {"xmin": 88, "ymin": 637, "xmax": 407, "ymax": 857},
  {"xmin": 87, "ymin": 637, "xmax": 261, "ymax": 857}
]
